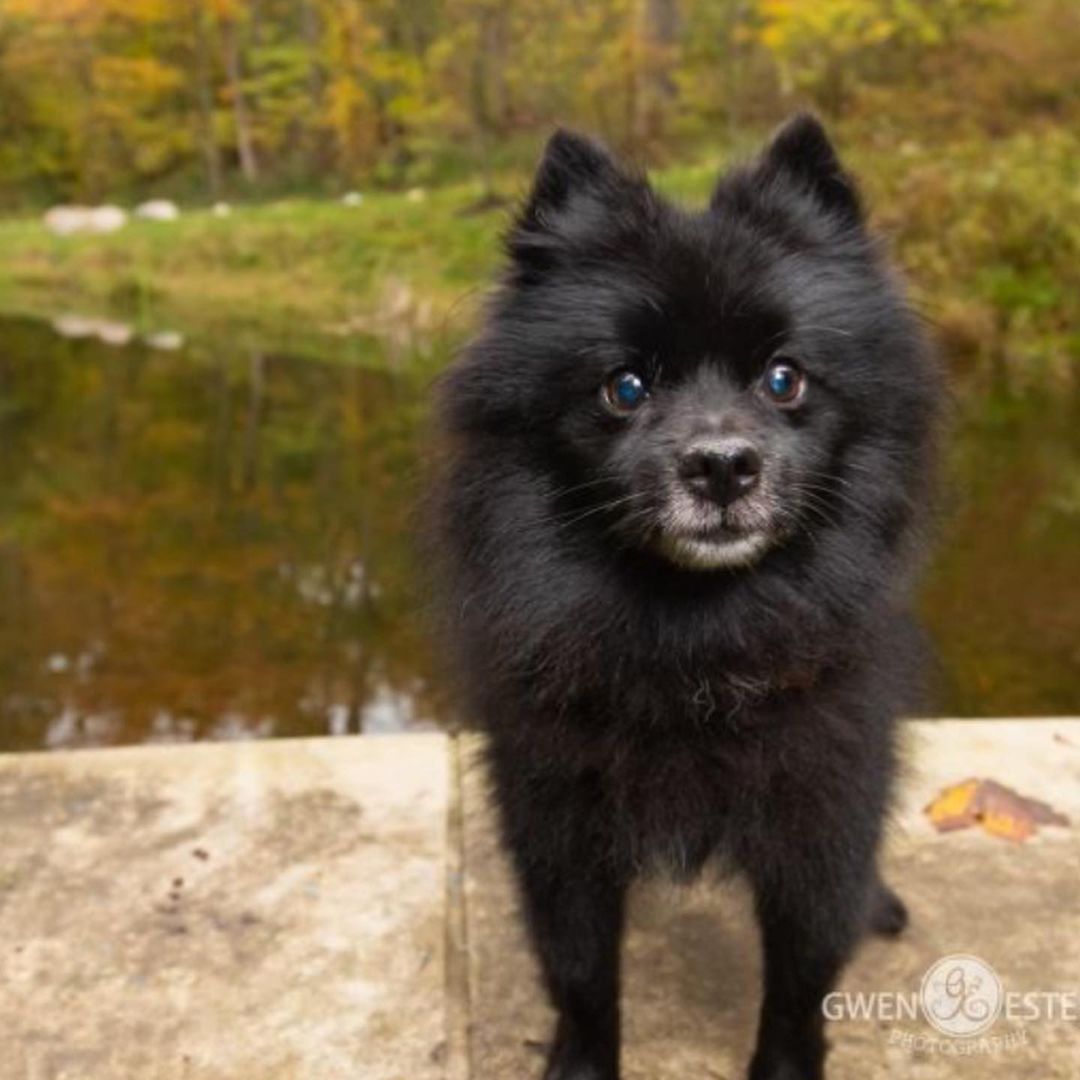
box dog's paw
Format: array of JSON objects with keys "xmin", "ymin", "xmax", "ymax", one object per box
[
  {"xmin": 542, "ymin": 1037, "xmax": 618, "ymax": 1080},
  {"xmin": 748, "ymin": 1053, "xmax": 823, "ymax": 1080},
  {"xmin": 869, "ymin": 882, "xmax": 909, "ymax": 938},
  {"xmin": 543, "ymin": 1059, "xmax": 615, "ymax": 1080}
]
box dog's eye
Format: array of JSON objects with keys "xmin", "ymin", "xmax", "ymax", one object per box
[
  {"xmin": 602, "ymin": 370, "xmax": 648, "ymax": 415},
  {"xmin": 762, "ymin": 359, "xmax": 806, "ymax": 407}
]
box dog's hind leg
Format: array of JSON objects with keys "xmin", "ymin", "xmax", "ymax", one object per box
[{"xmin": 867, "ymin": 877, "xmax": 909, "ymax": 938}]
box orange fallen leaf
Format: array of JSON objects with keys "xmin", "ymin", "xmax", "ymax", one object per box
[
  {"xmin": 924, "ymin": 778, "xmax": 1069, "ymax": 843},
  {"xmin": 925, "ymin": 778, "xmax": 981, "ymax": 832},
  {"xmin": 980, "ymin": 809, "xmax": 1036, "ymax": 843}
]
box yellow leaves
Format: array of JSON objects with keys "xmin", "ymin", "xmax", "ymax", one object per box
[
  {"xmin": 754, "ymin": 0, "xmax": 1006, "ymax": 68},
  {"xmin": 7, "ymin": 0, "xmax": 170, "ymax": 24},
  {"xmin": 925, "ymin": 778, "xmax": 1070, "ymax": 842},
  {"xmin": 5, "ymin": 0, "xmax": 96, "ymax": 21},
  {"xmin": 94, "ymin": 56, "xmax": 183, "ymax": 99},
  {"xmin": 925, "ymin": 777, "xmax": 980, "ymax": 827},
  {"xmin": 0, "ymin": 0, "xmax": 1039, "ymax": 200},
  {"xmin": 759, "ymin": 24, "xmax": 786, "ymax": 51},
  {"xmin": 758, "ymin": 0, "xmax": 795, "ymax": 19},
  {"xmin": 324, "ymin": 75, "xmax": 378, "ymax": 169},
  {"xmin": 866, "ymin": 18, "xmax": 896, "ymax": 43},
  {"xmin": 205, "ymin": 0, "xmax": 246, "ymax": 21}
]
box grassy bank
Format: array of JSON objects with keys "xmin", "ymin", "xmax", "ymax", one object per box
[
  {"xmin": 0, "ymin": 184, "xmax": 508, "ymax": 359},
  {"xmin": 0, "ymin": 150, "xmax": 731, "ymax": 360},
  {"xmin": 0, "ymin": 129, "xmax": 1074, "ymax": 380}
]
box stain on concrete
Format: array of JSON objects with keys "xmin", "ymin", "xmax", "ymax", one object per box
[{"xmin": 0, "ymin": 735, "xmax": 451, "ymax": 1080}]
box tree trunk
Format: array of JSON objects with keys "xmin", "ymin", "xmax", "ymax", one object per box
[
  {"xmin": 295, "ymin": 0, "xmax": 328, "ymax": 172},
  {"xmin": 470, "ymin": 4, "xmax": 503, "ymax": 200},
  {"xmin": 222, "ymin": 16, "xmax": 259, "ymax": 183},
  {"xmin": 725, "ymin": 0, "xmax": 751, "ymax": 143},
  {"xmin": 298, "ymin": 0, "xmax": 324, "ymax": 110},
  {"xmin": 241, "ymin": 352, "xmax": 265, "ymax": 493},
  {"xmin": 635, "ymin": 0, "xmax": 680, "ymax": 148},
  {"xmin": 189, "ymin": 0, "xmax": 223, "ymax": 197}
]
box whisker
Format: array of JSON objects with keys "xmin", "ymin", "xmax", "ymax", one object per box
[
  {"xmin": 547, "ymin": 476, "xmax": 619, "ymax": 500},
  {"xmin": 549, "ymin": 491, "xmax": 649, "ymax": 529}
]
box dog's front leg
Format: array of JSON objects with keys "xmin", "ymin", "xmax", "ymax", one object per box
[
  {"xmin": 744, "ymin": 846, "xmax": 876, "ymax": 1080},
  {"xmin": 529, "ymin": 866, "xmax": 625, "ymax": 1080},
  {"xmin": 515, "ymin": 841, "xmax": 626, "ymax": 1080},
  {"xmin": 496, "ymin": 771, "xmax": 627, "ymax": 1080}
]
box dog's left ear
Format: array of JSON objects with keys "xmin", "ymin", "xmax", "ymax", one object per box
[
  {"xmin": 509, "ymin": 129, "xmax": 645, "ymax": 274},
  {"xmin": 519, "ymin": 129, "xmax": 626, "ymax": 228},
  {"xmin": 728, "ymin": 113, "xmax": 863, "ymax": 226}
]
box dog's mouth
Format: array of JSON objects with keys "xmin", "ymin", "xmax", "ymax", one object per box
[
  {"xmin": 654, "ymin": 525, "xmax": 772, "ymax": 570},
  {"xmin": 646, "ymin": 486, "xmax": 781, "ymax": 571}
]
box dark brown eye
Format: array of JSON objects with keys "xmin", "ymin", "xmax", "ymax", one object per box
[
  {"xmin": 602, "ymin": 370, "xmax": 648, "ymax": 414},
  {"xmin": 762, "ymin": 359, "xmax": 806, "ymax": 406}
]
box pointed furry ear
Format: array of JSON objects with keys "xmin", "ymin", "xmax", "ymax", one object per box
[
  {"xmin": 518, "ymin": 128, "xmax": 627, "ymax": 230},
  {"xmin": 753, "ymin": 113, "xmax": 863, "ymax": 225}
]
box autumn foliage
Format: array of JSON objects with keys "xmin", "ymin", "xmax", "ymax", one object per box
[{"xmin": 0, "ymin": 0, "xmax": 1075, "ymax": 203}]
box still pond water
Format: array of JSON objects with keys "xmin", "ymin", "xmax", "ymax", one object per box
[{"xmin": 0, "ymin": 315, "xmax": 1076, "ymax": 751}]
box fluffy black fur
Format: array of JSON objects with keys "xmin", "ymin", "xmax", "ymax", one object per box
[{"xmin": 429, "ymin": 114, "xmax": 940, "ymax": 1080}]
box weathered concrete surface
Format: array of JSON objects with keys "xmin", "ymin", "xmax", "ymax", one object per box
[
  {"xmin": 462, "ymin": 720, "xmax": 1080, "ymax": 1079},
  {"xmin": 3, "ymin": 721, "xmax": 1079, "ymax": 1079},
  {"xmin": 0, "ymin": 735, "xmax": 456, "ymax": 1080}
]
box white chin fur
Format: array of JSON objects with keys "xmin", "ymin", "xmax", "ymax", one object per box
[{"xmin": 657, "ymin": 531, "xmax": 771, "ymax": 570}]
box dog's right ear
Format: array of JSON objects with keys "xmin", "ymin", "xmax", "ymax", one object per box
[
  {"xmin": 737, "ymin": 112, "xmax": 863, "ymax": 226},
  {"xmin": 517, "ymin": 128, "xmax": 626, "ymax": 231},
  {"xmin": 509, "ymin": 129, "xmax": 647, "ymax": 276}
]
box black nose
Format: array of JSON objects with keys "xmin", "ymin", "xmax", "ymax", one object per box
[{"xmin": 678, "ymin": 441, "xmax": 762, "ymax": 505}]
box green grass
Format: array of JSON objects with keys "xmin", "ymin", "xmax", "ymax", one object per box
[
  {"xmin": 0, "ymin": 149, "xmax": 746, "ymax": 360},
  {"xmin": 0, "ymin": 128, "xmax": 1075, "ymax": 378},
  {"xmin": 0, "ymin": 182, "xmax": 516, "ymax": 358}
]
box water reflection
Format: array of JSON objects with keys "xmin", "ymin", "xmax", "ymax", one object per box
[
  {"xmin": 0, "ymin": 314, "xmax": 1076, "ymax": 751},
  {"xmin": 921, "ymin": 363, "xmax": 1080, "ymax": 716},
  {"xmin": 0, "ymin": 315, "xmax": 440, "ymax": 750}
]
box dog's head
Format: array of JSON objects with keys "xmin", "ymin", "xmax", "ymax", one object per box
[{"xmin": 446, "ymin": 115, "xmax": 936, "ymax": 573}]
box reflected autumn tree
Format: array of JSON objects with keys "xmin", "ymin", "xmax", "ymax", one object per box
[{"xmin": 0, "ymin": 316, "xmax": 441, "ymax": 749}]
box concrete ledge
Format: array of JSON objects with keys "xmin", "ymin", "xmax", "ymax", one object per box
[
  {"xmin": 3, "ymin": 721, "xmax": 1079, "ymax": 1078},
  {"xmin": 0, "ymin": 735, "xmax": 455, "ymax": 1080}
]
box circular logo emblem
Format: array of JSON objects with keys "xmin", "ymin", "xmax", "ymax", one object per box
[{"xmin": 920, "ymin": 954, "xmax": 1003, "ymax": 1037}]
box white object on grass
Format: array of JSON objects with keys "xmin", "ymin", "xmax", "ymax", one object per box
[
  {"xmin": 134, "ymin": 199, "xmax": 180, "ymax": 222},
  {"xmin": 144, "ymin": 330, "xmax": 185, "ymax": 351},
  {"xmin": 44, "ymin": 205, "xmax": 128, "ymax": 236}
]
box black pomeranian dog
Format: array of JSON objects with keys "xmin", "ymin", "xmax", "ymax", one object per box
[{"xmin": 430, "ymin": 114, "xmax": 939, "ymax": 1080}]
